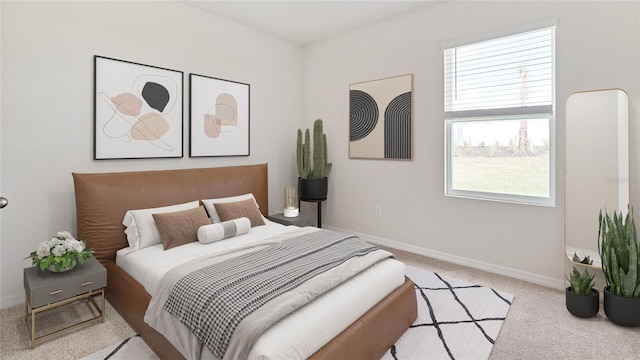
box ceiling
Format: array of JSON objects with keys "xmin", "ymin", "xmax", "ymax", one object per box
[{"xmin": 181, "ymin": 1, "xmax": 439, "ymax": 45}]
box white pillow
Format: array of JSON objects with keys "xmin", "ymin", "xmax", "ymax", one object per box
[
  {"xmin": 122, "ymin": 201, "xmax": 200, "ymax": 251},
  {"xmin": 201, "ymin": 193, "xmax": 259, "ymax": 223},
  {"xmin": 197, "ymin": 217, "xmax": 251, "ymax": 244}
]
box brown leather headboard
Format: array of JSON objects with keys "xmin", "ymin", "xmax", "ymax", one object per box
[{"xmin": 73, "ymin": 164, "xmax": 269, "ymax": 263}]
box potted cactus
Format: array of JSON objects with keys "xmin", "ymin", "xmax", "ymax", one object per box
[
  {"xmin": 565, "ymin": 266, "xmax": 599, "ymax": 318},
  {"xmin": 296, "ymin": 119, "xmax": 332, "ymax": 201},
  {"xmin": 598, "ymin": 206, "xmax": 640, "ymax": 327}
]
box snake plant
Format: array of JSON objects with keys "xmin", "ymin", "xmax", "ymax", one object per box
[
  {"xmin": 572, "ymin": 253, "xmax": 594, "ymax": 265},
  {"xmin": 598, "ymin": 206, "xmax": 640, "ymax": 298},
  {"xmin": 568, "ymin": 267, "xmax": 595, "ymax": 296}
]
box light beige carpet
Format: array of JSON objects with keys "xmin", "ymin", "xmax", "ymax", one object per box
[
  {"xmin": 1, "ymin": 247, "xmax": 638, "ymax": 359},
  {"xmin": 0, "ymin": 297, "xmax": 135, "ymax": 360}
]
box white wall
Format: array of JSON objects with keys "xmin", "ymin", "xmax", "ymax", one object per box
[
  {"xmin": 0, "ymin": 1, "xmax": 303, "ymax": 308},
  {"xmin": 303, "ymin": 1, "xmax": 640, "ymax": 287}
]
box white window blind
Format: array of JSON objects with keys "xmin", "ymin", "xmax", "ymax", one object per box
[{"xmin": 444, "ymin": 27, "xmax": 554, "ymax": 118}]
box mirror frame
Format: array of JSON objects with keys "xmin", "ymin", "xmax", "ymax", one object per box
[{"xmin": 565, "ymin": 88, "xmax": 629, "ymax": 269}]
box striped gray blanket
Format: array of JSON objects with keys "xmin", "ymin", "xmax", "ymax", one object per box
[{"xmin": 162, "ymin": 229, "xmax": 385, "ymax": 360}]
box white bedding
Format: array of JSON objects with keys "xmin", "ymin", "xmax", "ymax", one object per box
[
  {"xmin": 116, "ymin": 219, "xmax": 405, "ymax": 359},
  {"xmin": 117, "ymin": 218, "xmax": 295, "ymax": 296}
]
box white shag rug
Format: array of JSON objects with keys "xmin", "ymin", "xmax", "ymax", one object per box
[
  {"xmin": 81, "ymin": 335, "xmax": 156, "ymax": 360},
  {"xmin": 83, "ymin": 265, "xmax": 514, "ymax": 360}
]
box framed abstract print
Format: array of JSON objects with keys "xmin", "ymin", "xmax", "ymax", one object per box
[
  {"xmin": 349, "ymin": 74, "xmax": 413, "ymax": 160},
  {"xmin": 94, "ymin": 56, "xmax": 183, "ymax": 159},
  {"xmin": 189, "ymin": 74, "xmax": 250, "ymax": 157}
]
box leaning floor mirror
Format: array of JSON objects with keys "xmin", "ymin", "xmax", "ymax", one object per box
[{"xmin": 565, "ymin": 88, "xmax": 629, "ymax": 278}]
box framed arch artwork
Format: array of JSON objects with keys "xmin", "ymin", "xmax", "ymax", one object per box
[
  {"xmin": 349, "ymin": 74, "xmax": 413, "ymax": 160},
  {"xmin": 189, "ymin": 74, "xmax": 250, "ymax": 157},
  {"xmin": 94, "ymin": 56, "xmax": 184, "ymax": 160}
]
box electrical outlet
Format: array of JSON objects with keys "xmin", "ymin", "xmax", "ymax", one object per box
[{"xmin": 375, "ymin": 205, "xmax": 383, "ymax": 217}]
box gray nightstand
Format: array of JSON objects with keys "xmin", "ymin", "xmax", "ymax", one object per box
[
  {"xmin": 268, "ymin": 212, "xmax": 316, "ymax": 227},
  {"xmin": 23, "ymin": 257, "xmax": 106, "ymax": 348}
]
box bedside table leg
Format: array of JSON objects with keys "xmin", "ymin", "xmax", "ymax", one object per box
[
  {"xmin": 30, "ymin": 310, "xmax": 36, "ymax": 349},
  {"xmin": 100, "ymin": 289, "xmax": 105, "ymax": 322}
]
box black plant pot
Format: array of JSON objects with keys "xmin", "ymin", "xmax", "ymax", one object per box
[
  {"xmin": 565, "ymin": 287, "xmax": 599, "ymax": 318},
  {"xmin": 298, "ymin": 177, "xmax": 328, "ymax": 201},
  {"xmin": 604, "ymin": 286, "xmax": 640, "ymax": 327}
]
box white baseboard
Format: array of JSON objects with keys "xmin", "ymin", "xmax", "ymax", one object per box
[{"xmin": 327, "ymin": 225, "xmax": 565, "ymax": 290}]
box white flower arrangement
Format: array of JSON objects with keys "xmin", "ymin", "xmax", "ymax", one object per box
[{"xmin": 27, "ymin": 231, "xmax": 94, "ymax": 271}]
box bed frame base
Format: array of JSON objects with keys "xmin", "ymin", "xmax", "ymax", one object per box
[
  {"xmin": 104, "ymin": 262, "xmax": 185, "ymax": 359},
  {"xmin": 310, "ymin": 276, "xmax": 417, "ymax": 359}
]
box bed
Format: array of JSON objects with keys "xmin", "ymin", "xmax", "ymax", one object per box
[{"xmin": 72, "ymin": 163, "xmax": 417, "ymax": 359}]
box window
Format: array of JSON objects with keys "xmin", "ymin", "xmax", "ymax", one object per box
[{"xmin": 443, "ymin": 23, "xmax": 556, "ymax": 206}]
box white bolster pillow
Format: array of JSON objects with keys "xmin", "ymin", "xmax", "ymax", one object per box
[{"xmin": 197, "ymin": 217, "xmax": 251, "ymax": 244}]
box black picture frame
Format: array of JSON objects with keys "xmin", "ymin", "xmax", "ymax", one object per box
[
  {"xmin": 94, "ymin": 55, "xmax": 184, "ymax": 160},
  {"xmin": 189, "ymin": 73, "xmax": 250, "ymax": 157}
]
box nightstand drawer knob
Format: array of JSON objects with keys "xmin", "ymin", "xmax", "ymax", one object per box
[
  {"xmin": 49, "ymin": 290, "xmax": 63, "ymax": 295},
  {"xmin": 80, "ymin": 281, "xmax": 93, "ymax": 287}
]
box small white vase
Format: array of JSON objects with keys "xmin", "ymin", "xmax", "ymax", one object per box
[{"xmin": 47, "ymin": 260, "xmax": 76, "ymax": 273}]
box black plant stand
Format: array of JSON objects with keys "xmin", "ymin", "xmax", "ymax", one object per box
[{"xmin": 299, "ymin": 198, "xmax": 326, "ymax": 228}]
